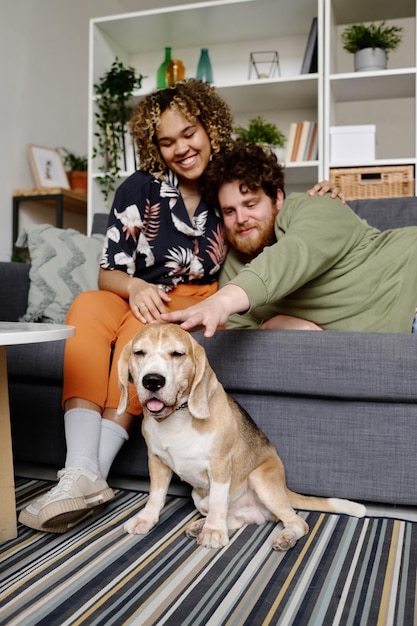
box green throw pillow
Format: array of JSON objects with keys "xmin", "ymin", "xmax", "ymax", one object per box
[{"xmin": 16, "ymin": 223, "xmax": 104, "ymax": 324}]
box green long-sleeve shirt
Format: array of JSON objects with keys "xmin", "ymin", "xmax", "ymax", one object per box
[{"xmin": 219, "ymin": 193, "xmax": 417, "ymax": 332}]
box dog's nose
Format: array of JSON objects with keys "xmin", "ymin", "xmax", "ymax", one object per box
[{"xmin": 142, "ymin": 373, "xmax": 166, "ymax": 392}]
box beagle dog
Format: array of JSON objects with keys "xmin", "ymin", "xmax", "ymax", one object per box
[{"xmin": 118, "ymin": 324, "xmax": 366, "ymax": 551}]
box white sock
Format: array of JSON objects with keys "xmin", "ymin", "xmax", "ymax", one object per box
[
  {"xmin": 64, "ymin": 408, "xmax": 102, "ymax": 474},
  {"xmin": 98, "ymin": 419, "xmax": 129, "ymax": 479}
]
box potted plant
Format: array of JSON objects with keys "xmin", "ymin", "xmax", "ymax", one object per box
[
  {"xmin": 341, "ymin": 21, "xmax": 403, "ymax": 72},
  {"xmin": 235, "ymin": 116, "xmax": 286, "ymax": 146},
  {"xmin": 93, "ymin": 58, "xmax": 145, "ymax": 203},
  {"xmin": 235, "ymin": 116, "xmax": 286, "ymax": 160},
  {"xmin": 60, "ymin": 148, "xmax": 88, "ymax": 195}
]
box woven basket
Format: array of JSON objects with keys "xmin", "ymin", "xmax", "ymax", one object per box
[{"xmin": 329, "ymin": 166, "xmax": 415, "ymax": 200}]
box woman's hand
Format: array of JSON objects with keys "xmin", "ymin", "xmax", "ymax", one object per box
[
  {"xmin": 307, "ymin": 180, "xmax": 345, "ymax": 203},
  {"xmin": 160, "ymin": 284, "xmax": 249, "ymax": 337},
  {"xmin": 127, "ymin": 280, "xmax": 172, "ymax": 322},
  {"xmin": 98, "ymin": 267, "xmax": 171, "ymax": 322},
  {"xmin": 261, "ymin": 315, "xmax": 323, "ymax": 331}
]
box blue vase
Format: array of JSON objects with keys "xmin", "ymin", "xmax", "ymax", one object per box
[{"xmin": 196, "ymin": 48, "xmax": 213, "ymax": 83}]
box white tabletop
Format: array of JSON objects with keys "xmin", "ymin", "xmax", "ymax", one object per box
[{"xmin": 0, "ymin": 322, "xmax": 74, "ymax": 345}]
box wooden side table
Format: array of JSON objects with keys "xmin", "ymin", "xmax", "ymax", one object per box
[
  {"xmin": 0, "ymin": 322, "xmax": 74, "ymax": 542},
  {"xmin": 12, "ymin": 187, "xmax": 87, "ymax": 247}
]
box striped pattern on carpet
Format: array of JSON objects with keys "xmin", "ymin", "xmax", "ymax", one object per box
[{"xmin": 0, "ymin": 477, "xmax": 416, "ymax": 625}]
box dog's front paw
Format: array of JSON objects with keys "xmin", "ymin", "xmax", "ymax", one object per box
[
  {"xmin": 198, "ymin": 526, "xmax": 229, "ymax": 549},
  {"xmin": 186, "ymin": 519, "xmax": 229, "ymax": 548},
  {"xmin": 124, "ymin": 514, "xmax": 156, "ymax": 535},
  {"xmin": 186, "ymin": 519, "xmax": 205, "ymax": 539}
]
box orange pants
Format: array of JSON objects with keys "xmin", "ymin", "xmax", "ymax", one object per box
[{"xmin": 62, "ymin": 282, "xmax": 218, "ymax": 414}]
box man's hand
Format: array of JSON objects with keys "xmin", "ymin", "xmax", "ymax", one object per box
[
  {"xmin": 160, "ymin": 285, "xmax": 250, "ymax": 337},
  {"xmin": 307, "ymin": 180, "xmax": 345, "ymax": 203}
]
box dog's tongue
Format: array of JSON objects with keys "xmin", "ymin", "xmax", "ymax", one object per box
[{"xmin": 147, "ymin": 399, "xmax": 165, "ymax": 413}]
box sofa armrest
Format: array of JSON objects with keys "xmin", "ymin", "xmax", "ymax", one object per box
[
  {"xmin": 92, "ymin": 213, "xmax": 108, "ymax": 236},
  {"xmin": 0, "ymin": 262, "xmax": 30, "ymax": 321}
]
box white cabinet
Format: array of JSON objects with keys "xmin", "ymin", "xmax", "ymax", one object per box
[
  {"xmin": 88, "ymin": 0, "xmax": 323, "ymax": 230},
  {"xmin": 323, "ymin": 0, "xmax": 417, "ymax": 184}
]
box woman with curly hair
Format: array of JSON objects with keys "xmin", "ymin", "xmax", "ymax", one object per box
[{"xmin": 19, "ymin": 79, "xmax": 235, "ymax": 533}]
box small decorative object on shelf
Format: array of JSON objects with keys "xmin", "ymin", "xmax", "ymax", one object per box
[
  {"xmin": 60, "ymin": 148, "xmax": 88, "ymax": 195},
  {"xmin": 341, "ymin": 21, "xmax": 403, "ymax": 72},
  {"xmin": 93, "ymin": 58, "xmax": 145, "ymax": 202},
  {"xmin": 249, "ymin": 51, "xmax": 280, "ymax": 79},
  {"xmin": 166, "ymin": 59, "xmax": 186, "ymax": 86},
  {"xmin": 196, "ymin": 48, "xmax": 213, "ymax": 83},
  {"xmin": 157, "ymin": 47, "xmax": 172, "ymax": 88}
]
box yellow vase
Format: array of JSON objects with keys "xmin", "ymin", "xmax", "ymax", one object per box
[{"xmin": 166, "ymin": 59, "xmax": 185, "ymax": 86}]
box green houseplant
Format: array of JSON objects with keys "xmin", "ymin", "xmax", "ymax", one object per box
[
  {"xmin": 60, "ymin": 148, "xmax": 88, "ymax": 195},
  {"xmin": 60, "ymin": 148, "xmax": 88, "ymax": 172},
  {"xmin": 93, "ymin": 58, "xmax": 145, "ymax": 203},
  {"xmin": 341, "ymin": 21, "xmax": 403, "ymax": 71},
  {"xmin": 235, "ymin": 116, "xmax": 286, "ymax": 148}
]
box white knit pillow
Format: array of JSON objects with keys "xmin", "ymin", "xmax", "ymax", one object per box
[{"xmin": 16, "ymin": 224, "xmax": 104, "ymax": 324}]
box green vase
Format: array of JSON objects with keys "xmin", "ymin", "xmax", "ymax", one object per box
[{"xmin": 157, "ymin": 47, "xmax": 172, "ymax": 89}]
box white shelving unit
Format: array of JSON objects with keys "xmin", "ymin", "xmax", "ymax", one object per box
[
  {"xmin": 323, "ymin": 0, "xmax": 417, "ymax": 184},
  {"xmin": 88, "ymin": 0, "xmax": 323, "ymax": 231}
]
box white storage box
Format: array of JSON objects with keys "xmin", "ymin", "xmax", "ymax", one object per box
[{"xmin": 330, "ymin": 125, "xmax": 376, "ymax": 164}]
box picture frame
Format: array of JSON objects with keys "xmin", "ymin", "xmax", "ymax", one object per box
[
  {"xmin": 301, "ymin": 17, "xmax": 318, "ymax": 74},
  {"xmin": 27, "ymin": 144, "xmax": 70, "ymax": 189}
]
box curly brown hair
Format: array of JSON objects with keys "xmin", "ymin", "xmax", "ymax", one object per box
[
  {"xmin": 129, "ymin": 79, "xmax": 234, "ymax": 178},
  {"xmin": 203, "ymin": 140, "xmax": 286, "ymax": 208}
]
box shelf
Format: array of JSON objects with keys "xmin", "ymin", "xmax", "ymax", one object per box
[
  {"xmin": 329, "ymin": 157, "xmax": 417, "ymax": 169},
  {"xmin": 330, "ymin": 68, "xmax": 416, "ymax": 102},
  {"xmin": 331, "ymin": 0, "xmax": 415, "ymax": 24},
  {"xmin": 126, "ymin": 75, "xmax": 319, "ymax": 113},
  {"xmin": 88, "ymin": 0, "xmax": 323, "ymax": 224},
  {"xmin": 218, "ymin": 76, "xmax": 318, "ymax": 114},
  {"xmin": 89, "ymin": 0, "xmax": 417, "ymax": 217},
  {"xmin": 94, "ymin": 0, "xmax": 319, "ymax": 55}
]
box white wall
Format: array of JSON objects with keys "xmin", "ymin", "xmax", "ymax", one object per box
[{"xmin": 0, "ymin": 0, "xmax": 203, "ymax": 261}]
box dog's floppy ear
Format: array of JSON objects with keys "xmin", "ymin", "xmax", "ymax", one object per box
[
  {"xmin": 187, "ymin": 339, "xmax": 219, "ymax": 419},
  {"xmin": 117, "ymin": 342, "xmax": 132, "ymax": 415}
]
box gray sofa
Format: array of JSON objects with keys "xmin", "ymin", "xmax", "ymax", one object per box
[{"xmin": 3, "ymin": 197, "xmax": 417, "ymax": 506}]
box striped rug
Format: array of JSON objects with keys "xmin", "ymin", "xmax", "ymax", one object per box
[{"xmin": 0, "ymin": 477, "xmax": 416, "ymax": 625}]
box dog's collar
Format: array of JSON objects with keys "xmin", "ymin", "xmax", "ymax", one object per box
[{"xmin": 153, "ymin": 401, "xmax": 188, "ymax": 423}]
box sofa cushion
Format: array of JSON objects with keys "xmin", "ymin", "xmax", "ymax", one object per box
[
  {"xmin": 195, "ymin": 329, "xmax": 417, "ymax": 402},
  {"xmin": 348, "ymin": 197, "xmax": 417, "ymax": 231},
  {"xmin": 16, "ymin": 224, "xmax": 104, "ymax": 324}
]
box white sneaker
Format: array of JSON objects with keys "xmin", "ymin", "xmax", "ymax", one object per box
[
  {"xmin": 18, "ymin": 498, "xmax": 105, "ymax": 534},
  {"xmin": 36, "ymin": 467, "xmax": 114, "ymax": 528}
]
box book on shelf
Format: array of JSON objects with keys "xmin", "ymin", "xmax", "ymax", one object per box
[
  {"xmin": 295, "ymin": 121, "xmax": 311, "ymax": 161},
  {"xmin": 300, "ymin": 17, "xmax": 318, "ymax": 74},
  {"xmin": 284, "ymin": 122, "xmax": 298, "ymax": 162},
  {"xmin": 285, "ymin": 121, "xmax": 318, "ymax": 162},
  {"xmin": 302, "ymin": 122, "xmax": 316, "ymax": 161},
  {"xmin": 290, "ymin": 122, "xmax": 303, "ymax": 162},
  {"xmin": 306, "ymin": 122, "xmax": 318, "ymax": 161}
]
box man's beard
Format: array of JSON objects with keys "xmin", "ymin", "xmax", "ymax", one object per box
[{"xmin": 227, "ymin": 214, "xmax": 277, "ymax": 263}]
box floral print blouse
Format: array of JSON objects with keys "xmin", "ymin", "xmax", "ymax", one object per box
[{"xmin": 100, "ymin": 169, "xmax": 227, "ymax": 289}]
